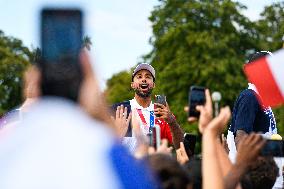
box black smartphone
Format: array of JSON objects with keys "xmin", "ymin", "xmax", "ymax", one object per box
[
  {"xmin": 155, "ymin": 95, "xmax": 167, "ymax": 106},
  {"xmin": 184, "ymin": 133, "xmax": 197, "ymax": 156},
  {"xmin": 260, "ymin": 140, "xmax": 284, "ymax": 157},
  {"xmin": 111, "ymin": 102, "xmax": 132, "ymax": 137},
  {"xmin": 154, "ymin": 95, "xmax": 166, "ymax": 118},
  {"xmin": 40, "ymin": 8, "xmax": 83, "ymax": 101},
  {"xmin": 41, "ymin": 8, "xmax": 82, "ymax": 65},
  {"xmin": 188, "ymin": 86, "xmax": 206, "ymax": 117}
]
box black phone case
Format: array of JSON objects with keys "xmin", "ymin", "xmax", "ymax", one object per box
[
  {"xmin": 184, "ymin": 133, "xmax": 197, "ymax": 156},
  {"xmin": 155, "ymin": 95, "xmax": 167, "ymax": 106},
  {"xmin": 188, "ymin": 86, "xmax": 205, "ymax": 117},
  {"xmin": 111, "ymin": 101, "xmax": 132, "ymax": 137}
]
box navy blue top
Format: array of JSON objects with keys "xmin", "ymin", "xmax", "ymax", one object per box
[{"xmin": 229, "ymin": 89, "xmax": 276, "ymax": 135}]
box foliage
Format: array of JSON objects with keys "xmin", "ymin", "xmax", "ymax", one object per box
[
  {"xmin": 0, "ymin": 31, "xmax": 94, "ymax": 115},
  {"xmin": 255, "ymin": 2, "xmax": 284, "ymax": 134},
  {"xmin": 146, "ymin": 0, "xmax": 262, "ymax": 133},
  {"xmin": 255, "ymin": 2, "xmax": 284, "ymax": 51},
  {"xmin": 82, "ymin": 35, "xmax": 92, "ymax": 51},
  {"xmin": 0, "ymin": 30, "xmax": 32, "ymax": 115},
  {"xmin": 105, "ymin": 70, "xmax": 133, "ymax": 104}
]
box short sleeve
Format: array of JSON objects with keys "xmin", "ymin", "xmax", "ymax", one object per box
[{"xmin": 233, "ymin": 91, "xmax": 259, "ymax": 134}]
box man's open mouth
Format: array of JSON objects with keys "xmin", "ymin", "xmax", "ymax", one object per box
[
  {"xmin": 135, "ymin": 83, "xmax": 153, "ymax": 97},
  {"xmin": 140, "ymin": 84, "xmax": 149, "ymax": 91}
]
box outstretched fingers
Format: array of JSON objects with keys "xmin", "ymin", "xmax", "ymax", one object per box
[
  {"xmin": 205, "ymin": 106, "xmax": 231, "ymax": 135},
  {"xmin": 204, "ymin": 89, "xmax": 213, "ymax": 115}
]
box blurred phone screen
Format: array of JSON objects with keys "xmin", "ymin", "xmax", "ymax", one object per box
[
  {"xmin": 188, "ymin": 86, "xmax": 206, "ymax": 117},
  {"xmin": 41, "ymin": 9, "xmax": 82, "ymax": 64}
]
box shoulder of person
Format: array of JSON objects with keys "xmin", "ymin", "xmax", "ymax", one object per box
[{"xmin": 238, "ymin": 89, "xmax": 259, "ymax": 104}]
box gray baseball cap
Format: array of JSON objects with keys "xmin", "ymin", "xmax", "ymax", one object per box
[{"xmin": 132, "ymin": 63, "xmax": 155, "ymax": 81}]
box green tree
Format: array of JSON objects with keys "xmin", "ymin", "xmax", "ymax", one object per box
[
  {"xmin": 105, "ymin": 0, "xmax": 284, "ymax": 137},
  {"xmin": 83, "ymin": 35, "xmax": 92, "ymax": 51},
  {"xmin": 144, "ymin": 0, "xmax": 258, "ymax": 133},
  {"xmin": 105, "ymin": 70, "xmax": 133, "ymax": 104},
  {"xmin": 255, "ymin": 2, "xmax": 284, "ymax": 51},
  {"xmin": 255, "ymin": 2, "xmax": 284, "ymax": 135},
  {"xmin": 0, "ymin": 30, "xmax": 31, "ymax": 115}
]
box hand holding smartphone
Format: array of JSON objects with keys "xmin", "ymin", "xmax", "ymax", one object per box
[
  {"xmin": 188, "ymin": 86, "xmax": 206, "ymax": 118},
  {"xmin": 154, "ymin": 95, "xmax": 167, "ymax": 118},
  {"xmin": 155, "ymin": 95, "xmax": 167, "ymax": 106}
]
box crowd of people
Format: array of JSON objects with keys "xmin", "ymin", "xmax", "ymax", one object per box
[{"xmin": 0, "ymin": 39, "xmax": 282, "ymax": 188}]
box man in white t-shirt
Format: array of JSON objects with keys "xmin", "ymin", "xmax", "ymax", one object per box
[{"xmin": 112, "ymin": 63, "xmax": 184, "ymax": 150}]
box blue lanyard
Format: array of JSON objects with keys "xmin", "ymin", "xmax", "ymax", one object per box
[{"xmin": 149, "ymin": 111, "xmax": 155, "ymax": 133}]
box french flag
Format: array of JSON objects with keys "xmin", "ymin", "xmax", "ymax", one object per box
[{"xmin": 244, "ymin": 49, "xmax": 284, "ymax": 107}]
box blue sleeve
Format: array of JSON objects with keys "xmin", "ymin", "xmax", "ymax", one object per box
[
  {"xmin": 233, "ymin": 91, "xmax": 259, "ymax": 134},
  {"xmin": 109, "ymin": 143, "xmax": 160, "ymax": 189}
]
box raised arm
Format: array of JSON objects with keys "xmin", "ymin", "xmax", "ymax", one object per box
[
  {"xmin": 224, "ymin": 133, "xmax": 265, "ymax": 189},
  {"xmin": 202, "ymin": 107, "xmax": 231, "ymax": 189}
]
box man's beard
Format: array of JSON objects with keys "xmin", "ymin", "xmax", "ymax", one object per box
[{"xmin": 134, "ymin": 88, "xmax": 153, "ymax": 98}]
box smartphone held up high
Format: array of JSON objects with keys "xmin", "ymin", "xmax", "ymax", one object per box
[
  {"xmin": 188, "ymin": 86, "xmax": 206, "ymax": 118},
  {"xmin": 155, "ymin": 95, "xmax": 167, "ymax": 106},
  {"xmin": 41, "ymin": 8, "xmax": 83, "ymax": 65},
  {"xmin": 154, "ymin": 95, "xmax": 167, "ymax": 118},
  {"xmin": 40, "ymin": 8, "xmax": 83, "ymax": 101}
]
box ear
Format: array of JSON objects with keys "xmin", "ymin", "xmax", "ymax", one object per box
[
  {"xmin": 152, "ymin": 82, "xmax": 155, "ymax": 89},
  {"xmin": 131, "ymin": 82, "xmax": 135, "ymax": 89}
]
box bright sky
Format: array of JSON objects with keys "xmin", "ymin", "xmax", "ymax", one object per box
[{"xmin": 0, "ymin": 0, "xmax": 281, "ymax": 89}]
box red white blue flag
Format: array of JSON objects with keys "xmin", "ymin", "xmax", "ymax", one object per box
[{"xmin": 244, "ymin": 49, "xmax": 284, "ymax": 107}]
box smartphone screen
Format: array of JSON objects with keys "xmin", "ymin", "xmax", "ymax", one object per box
[
  {"xmin": 154, "ymin": 95, "xmax": 166, "ymax": 118},
  {"xmin": 40, "ymin": 9, "xmax": 83, "ymax": 101},
  {"xmin": 41, "ymin": 9, "xmax": 82, "ymax": 64},
  {"xmin": 188, "ymin": 86, "xmax": 206, "ymax": 117},
  {"xmin": 110, "ymin": 102, "xmax": 132, "ymax": 137},
  {"xmin": 261, "ymin": 140, "xmax": 284, "ymax": 157},
  {"xmin": 184, "ymin": 133, "xmax": 197, "ymax": 156}
]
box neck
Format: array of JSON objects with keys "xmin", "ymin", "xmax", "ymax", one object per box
[
  {"xmin": 134, "ymin": 94, "xmax": 151, "ymax": 108},
  {"xmin": 248, "ymin": 83, "xmax": 258, "ymax": 94}
]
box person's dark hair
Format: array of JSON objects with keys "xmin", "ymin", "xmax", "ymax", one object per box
[
  {"xmin": 247, "ymin": 51, "xmax": 272, "ymax": 64},
  {"xmin": 144, "ymin": 154, "xmax": 191, "ymax": 189},
  {"xmin": 184, "ymin": 156, "xmax": 202, "ymax": 189},
  {"xmin": 240, "ymin": 156, "xmax": 279, "ymax": 189}
]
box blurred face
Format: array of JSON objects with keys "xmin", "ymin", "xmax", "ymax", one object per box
[{"xmin": 131, "ymin": 70, "xmax": 155, "ymax": 98}]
